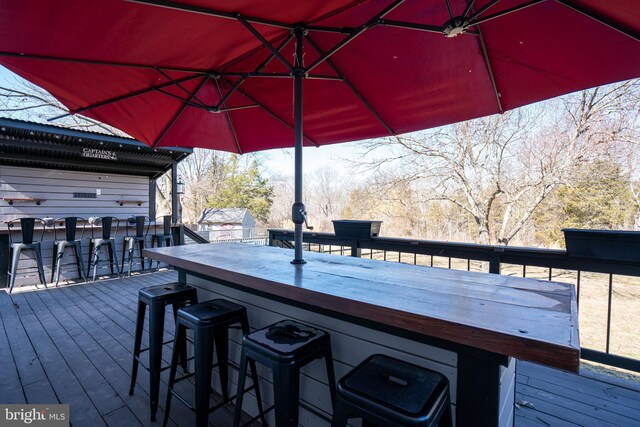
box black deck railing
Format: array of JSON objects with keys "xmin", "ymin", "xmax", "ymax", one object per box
[{"xmin": 268, "ymin": 229, "xmax": 640, "ymax": 373}]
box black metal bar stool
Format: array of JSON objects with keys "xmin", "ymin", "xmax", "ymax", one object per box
[
  {"xmin": 331, "ymin": 354, "xmax": 452, "ymax": 427},
  {"xmin": 129, "ymin": 282, "xmax": 198, "ymax": 421},
  {"xmin": 233, "ymin": 320, "xmax": 337, "ymax": 427},
  {"xmin": 87, "ymin": 216, "xmax": 121, "ymax": 281},
  {"xmin": 163, "ymin": 299, "xmax": 266, "ymax": 427},
  {"xmin": 151, "ymin": 215, "xmax": 174, "ymax": 269},
  {"xmin": 122, "ymin": 215, "xmax": 149, "ymax": 276},
  {"xmin": 6, "ymin": 218, "xmax": 47, "ymax": 293},
  {"xmin": 50, "ymin": 217, "xmax": 87, "ymax": 286}
]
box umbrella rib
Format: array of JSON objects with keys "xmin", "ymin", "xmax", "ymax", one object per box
[
  {"xmin": 554, "ymin": 0, "xmax": 640, "ymax": 42},
  {"xmin": 220, "ymin": 77, "xmax": 319, "ymax": 147},
  {"xmin": 216, "ymin": 32, "xmax": 292, "ymax": 73},
  {"xmin": 468, "ymin": 0, "xmax": 547, "ymax": 26},
  {"xmin": 130, "ymin": 0, "xmax": 354, "ymax": 34},
  {"xmin": 476, "ymin": 26, "xmax": 503, "ymax": 114},
  {"xmin": 48, "ymin": 74, "xmax": 203, "ymax": 121},
  {"xmin": 0, "ymin": 50, "xmax": 210, "ymax": 74},
  {"xmin": 127, "ymin": 0, "xmax": 293, "ymax": 30},
  {"xmin": 305, "ymin": 34, "xmax": 394, "ymax": 135},
  {"xmin": 467, "ymin": 0, "xmax": 502, "ymax": 23},
  {"xmin": 306, "ymin": 0, "xmax": 407, "ymax": 73},
  {"xmin": 377, "ymin": 19, "xmax": 446, "ymax": 34},
  {"xmin": 213, "ymin": 77, "xmax": 248, "ymax": 110},
  {"xmin": 151, "ymin": 76, "xmax": 209, "ymax": 148},
  {"xmin": 214, "ymin": 78, "xmax": 243, "ymax": 154},
  {"xmin": 308, "ymin": 0, "xmax": 369, "ymax": 27},
  {"xmin": 219, "ymin": 104, "xmax": 259, "ymax": 112},
  {"xmin": 462, "ymin": 0, "xmax": 477, "ymax": 19},
  {"xmin": 154, "ymin": 87, "xmax": 207, "ymax": 108},
  {"xmin": 445, "ymin": 0, "xmax": 454, "ymax": 20},
  {"xmin": 238, "ymin": 18, "xmax": 293, "ymax": 71},
  {"xmin": 306, "ymin": 25, "xmax": 354, "ymax": 34},
  {"xmin": 155, "ymin": 68, "xmax": 208, "ymax": 107},
  {"xmin": 255, "ymin": 34, "xmax": 294, "ymax": 73},
  {"xmin": 242, "ymin": 72, "xmax": 342, "ymax": 80}
]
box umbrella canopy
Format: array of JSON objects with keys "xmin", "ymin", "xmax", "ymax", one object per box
[{"xmin": 1, "ymin": 0, "xmax": 639, "ymax": 262}]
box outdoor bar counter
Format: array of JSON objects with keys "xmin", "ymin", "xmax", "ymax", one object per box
[{"xmin": 143, "ymin": 243, "xmax": 580, "ymax": 427}]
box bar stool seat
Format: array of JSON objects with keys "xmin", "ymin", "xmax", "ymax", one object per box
[
  {"xmin": 164, "ymin": 299, "xmax": 266, "ymax": 427},
  {"xmin": 331, "ymin": 354, "xmax": 452, "ymax": 427},
  {"xmin": 129, "ymin": 282, "xmax": 198, "ymax": 422},
  {"xmin": 233, "ymin": 319, "xmax": 337, "ymax": 427}
]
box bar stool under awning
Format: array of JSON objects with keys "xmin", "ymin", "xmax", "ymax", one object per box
[
  {"xmin": 87, "ymin": 216, "xmax": 121, "ymax": 281},
  {"xmin": 6, "ymin": 217, "xmax": 47, "ymax": 293},
  {"xmin": 122, "ymin": 215, "xmax": 150, "ymax": 276},
  {"xmin": 50, "ymin": 216, "xmax": 87, "ymax": 286}
]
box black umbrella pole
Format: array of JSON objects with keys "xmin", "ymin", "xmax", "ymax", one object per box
[{"xmin": 291, "ymin": 27, "xmax": 306, "ymax": 265}]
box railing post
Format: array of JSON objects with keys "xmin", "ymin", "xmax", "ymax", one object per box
[
  {"xmin": 268, "ymin": 230, "xmax": 276, "ymax": 247},
  {"xmin": 172, "ymin": 224, "xmax": 185, "ymax": 246},
  {"xmin": 351, "ymin": 241, "xmax": 361, "ymax": 257},
  {"xmin": 489, "ymin": 247, "xmax": 502, "ymax": 274}
]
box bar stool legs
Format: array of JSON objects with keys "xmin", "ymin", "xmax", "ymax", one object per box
[
  {"xmin": 128, "ymin": 283, "xmax": 198, "ymax": 422},
  {"xmin": 7, "ymin": 243, "xmax": 47, "ymax": 293},
  {"xmin": 51, "ymin": 240, "xmax": 86, "ymax": 286},
  {"xmin": 163, "ymin": 301, "xmax": 266, "ymax": 427},
  {"xmin": 88, "ymin": 239, "xmax": 119, "ymax": 281},
  {"xmin": 274, "ymin": 364, "xmax": 299, "ymax": 426},
  {"xmin": 122, "ymin": 237, "xmax": 145, "ymax": 276}
]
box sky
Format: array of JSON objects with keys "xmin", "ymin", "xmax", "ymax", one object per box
[{"xmin": 0, "ymin": 65, "xmax": 365, "ymax": 178}]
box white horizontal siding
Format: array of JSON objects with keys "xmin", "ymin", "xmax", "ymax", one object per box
[
  {"xmin": 1, "ymin": 165, "xmax": 159, "ymax": 287},
  {"xmin": 0, "ymin": 166, "xmax": 150, "ymax": 224},
  {"xmin": 188, "ymin": 275, "xmax": 458, "ymax": 426}
]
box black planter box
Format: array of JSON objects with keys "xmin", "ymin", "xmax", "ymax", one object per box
[
  {"xmin": 563, "ymin": 228, "xmax": 640, "ymax": 262},
  {"xmin": 333, "ymin": 220, "xmax": 382, "ymax": 239}
]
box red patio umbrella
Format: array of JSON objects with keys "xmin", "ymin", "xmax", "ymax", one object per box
[{"xmin": 0, "ymin": 0, "xmax": 639, "ymax": 263}]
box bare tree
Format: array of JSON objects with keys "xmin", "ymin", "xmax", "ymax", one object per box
[
  {"xmin": 358, "ymin": 80, "xmax": 640, "ymax": 245},
  {"xmin": 175, "ymin": 149, "xmax": 229, "ymax": 224},
  {"xmin": 0, "ymin": 77, "xmax": 127, "ymax": 136},
  {"xmin": 266, "ymin": 175, "xmax": 295, "ymax": 229},
  {"xmin": 304, "ymin": 166, "xmax": 352, "ymax": 231}
]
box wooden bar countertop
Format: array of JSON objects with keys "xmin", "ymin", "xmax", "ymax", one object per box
[{"xmin": 144, "ymin": 243, "xmax": 580, "ymax": 372}]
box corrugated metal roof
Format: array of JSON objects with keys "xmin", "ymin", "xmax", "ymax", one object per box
[{"xmin": 0, "ymin": 118, "xmax": 192, "ymax": 178}]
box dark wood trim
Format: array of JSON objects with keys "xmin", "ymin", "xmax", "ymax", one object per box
[
  {"xmin": 177, "ymin": 266, "xmax": 509, "ymax": 365},
  {"xmin": 171, "ymin": 163, "xmax": 178, "ymax": 224},
  {"xmin": 149, "ymin": 178, "xmax": 156, "ymax": 219}
]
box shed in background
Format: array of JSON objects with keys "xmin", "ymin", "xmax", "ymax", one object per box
[{"xmin": 197, "ymin": 208, "xmax": 256, "ymax": 240}]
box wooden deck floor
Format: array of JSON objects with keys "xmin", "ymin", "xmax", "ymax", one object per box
[
  {"xmin": 1, "ymin": 271, "xmax": 639, "ymax": 426},
  {"xmin": 515, "ymin": 361, "xmax": 640, "ymax": 426}
]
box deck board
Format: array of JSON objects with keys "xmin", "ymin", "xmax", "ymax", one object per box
[
  {"xmin": 9, "ymin": 291, "xmax": 107, "ymax": 427},
  {"xmin": 515, "ymin": 361, "xmax": 640, "ymax": 426},
  {"xmin": 1, "ymin": 270, "xmax": 639, "ymax": 426}
]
